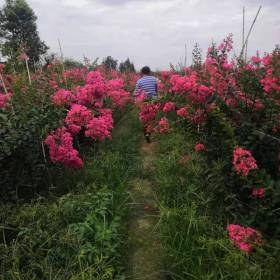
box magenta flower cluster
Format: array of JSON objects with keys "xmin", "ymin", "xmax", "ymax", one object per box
[
  {"xmin": 227, "ymin": 224, "xmax": 262, "ymax": 252},
  {"xmin": 233, "ymin": 147, "xmax": 258, "ymax": 177}
]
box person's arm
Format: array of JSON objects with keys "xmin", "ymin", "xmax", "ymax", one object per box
[{"xmin": 155, "ymin": 79, "xmax": 158, "ymax": 93}]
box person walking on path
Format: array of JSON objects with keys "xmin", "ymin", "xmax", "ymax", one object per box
[
  {"xmin": 134, "ymin": 66, "xmax": 158, "ymax": 143},
  {"xmin": 134, "ymin": 66, "xmax": 158, "ymax": 99}
]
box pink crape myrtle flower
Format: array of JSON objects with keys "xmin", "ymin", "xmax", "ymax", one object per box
[
  {"xmin": 85, "ymin": 109, "xmax": 113, "ymax": 141},
  {"xmin": 162, "ymin": 102, "xmax": 176, "ymax": 113},
  {"xmin": 177, "ymin": 107, "xmax": 188, "ymax": 118},
  {"xmin": 233, "ymin": 147, "xmax": 258, "ymax": 177},
  {"xmin": 106, "ymin": 79, "xmax": 125, "ymax": 91},
  {"xmin": 158, "ymin": 117, "xmax": 170, "ymax": 134},
  {"xmin": 251, "ymin": 188, "xmax": 265, "ymax": 198},
  {"xmin": 107, "ymin": 90, "xmax": 131, "ymax": 108},
  {"xmin": 65, "ymin": 104, "xmax": 93, "ymax": 135},
  {"xmin": 51, "ymin": 89, "xmax": 73, "ymax": 106},
  {"xmin": 161, "ymin": 70, "xmax": 172, "ymax": 80},
  {"xmin": 251, "ymin": 56, "xmax": 262, "ymax": 64},
  {"xmin": 44, "ymin": 127, "xmax": 83, "ymax": 169},
  {"xmin": 63, "ymin": 68, "xmax": 87, "ymax": 83},
  {"xmin": 86, "ymin": 70, "xmax": 104, "ymax": 84},
  {"xmin": 139, "ymin": 103, "xmax": 159, "ymax": 124},
  {"xmin": 227, "ymin": 224, "xmax": 262, "ymax": 252},
  {"xmin": 0, "ymin": 92, "xmax": 12, "ymax": 109},
  {"xmin": 195, "ymin": 143, "xmax": 205, "ymax": 152},
  {"xmin": 75, "ymin": 83, "xmax": 106, "ymax": 107}
]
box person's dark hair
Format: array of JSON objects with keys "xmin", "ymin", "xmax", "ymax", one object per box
[{"xmin": 141, "ymin": 66, "xmax": 151, "ymax": 75}]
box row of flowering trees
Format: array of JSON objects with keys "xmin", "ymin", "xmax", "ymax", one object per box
[
  {"xmin": 137, "ymin": 35, "xmax": 280, "ymax": 253},
  {"xmin": 0, "ymin": 60, "xmax": 139, "ymax": 200},
  {"xmin": 45, "ymin": 69, "xmax": 133, "ymax": 169}
]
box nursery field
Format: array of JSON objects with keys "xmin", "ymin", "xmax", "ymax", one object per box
[{"xmin": 1, "ymin": 35, "xmax": 280, "ymax": 279}]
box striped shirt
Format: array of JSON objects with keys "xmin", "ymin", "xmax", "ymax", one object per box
[{"xmin": 134, "ymin": 75, "xmax": 158, "ymax": 98}]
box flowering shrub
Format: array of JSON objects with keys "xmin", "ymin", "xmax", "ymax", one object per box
[
  {"xmin": 0, "ymin": 92, "xmax": 12, "ymax": 108},
  {"xmin": 42, "ymin": 68, "xmax": 134, "ymax": 169},
  {"xmin": 227, "ymin": 224, "xmax": 262, "ymax": 252},
  {"xmin": 65, "ymin": 104, "xmax": 93, "ymax": 133},
  {"xmin": 138, "ymin": 36, "xmax": 280, "ymax": 250},
  {"xmin": 0, "ymin": 63, "xmax": 134, "ymax": 199},
  {"xmin": 233, "ymin": 147, "xmax": 258, "ymax": 177},
  {"xmin": 44, "ymin": 127, "xmax": 83, "ymax": 169},
  {"xmin": 85, "ymin": 109, "xmax": 113, "ymax": 141},
  {"xmin": 51, "ymin": 89, "xmax": 73, "ymax": 106}
]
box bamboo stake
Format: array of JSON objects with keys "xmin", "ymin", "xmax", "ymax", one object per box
[
  {"xmin": 245, "ymin": 41, "xmax": 248, "ymax": 61},
  {"xmin": 0, "ymin": 72, "xmax": 8, "ymax": 94},
  {"xmin": 25, "ymin": 58, "xmax": 32, "ymax": 85},
  {"xmin": 58, "ymin": 38, "xmax": 68, "ymax": 87},
  {"xmin": 184, "ymin": 44, "xmax": 187, "ymax": 68},
  {"xmin": 239, "ymin": 6, "xmax": 262, "ymax": 59},
  {"xmin": 242, "ymin": 6, "xmax": 245, "ymax": 60}
]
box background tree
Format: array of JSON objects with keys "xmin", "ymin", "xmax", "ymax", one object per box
[
  {"xmin": 102, "ymin": 56, "xmax": 118, "ymax": 70},
  {"xmin": 192, "ymin": 43, "xmax": 203, "ymax": 69},
  {"xmin": 119, "ymin": 58, "xmax": 135, "ymax": 73},
  {"xmin": 0, "ymin": 0, "xmax": 48, "ymax": 66}
]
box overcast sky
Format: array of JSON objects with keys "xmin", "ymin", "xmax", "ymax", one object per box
[{"xmin": 1, "ymin": 0, "xmax": 280, "ymax": 69}]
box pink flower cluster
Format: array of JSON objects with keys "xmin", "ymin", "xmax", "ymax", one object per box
[
  {"xmin": 162, "ymin": 102, "xmax": 176, "ymax": 113},
  {"xmin": 170, "ymin": 73, "xmax": 197, "ymax": 95},
  {"xmin": 227, "ymin": 224, "xmax": 262, "ymax": 252},
  {"xmin": 51, "ymin": 89, "xmax": 73, "ymax": 106},
  {"xmin": 251, "ymin": 188, "xmax": 265, "ymax": 198},
  {"xmin": 63, "ymin": 68, "xmax": 87, "ymax": 83},
  {"xmin": 233, "ymin": 147, "xmax": 258, "ymax": 177},
  {"xmin": 44, "ymin": 127, "xmax": 83, "ymax": 169},
  {"xmin": 170, "ymin": 72, "xmax": 213, "ymax": 105},
  {"xmin": 157, "ymin": 117, "xmax": 170, "ymax": 134},
  {"xmin": 261, "ymin": 67, "xmax": 280, "ymax": 94},
  {"xmin": 85, "ymin": 110, "xmax": 113, "ymax": 141},
  {"xmin": 75, "ymin": 83, "xmax": 106, "ymax": 107},
  {"xmin": 177, "ymin": 107, "xmax": 189, "ymax": 118},
  {"xmin": 0, "ymin": 93, "xmax": 12, "ymax": 109},
  {"xmin": 139, "ymin": 103, "xmax": 159, "ymax": 124},
  {"xmin": 106, "ymin": 79, "xmax": 124, "ymax": 91},
  {"xmin": 195, "ymin": 143, "xmax": 205, "ymax": 152},
  {"xmin": 65, "ymin": 104, "xmax": 93, "ymax": 135}
]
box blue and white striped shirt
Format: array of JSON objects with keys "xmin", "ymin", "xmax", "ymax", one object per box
[{"xmin": 134, "ymin": 75, "xmax": 158, "ymax": 98}]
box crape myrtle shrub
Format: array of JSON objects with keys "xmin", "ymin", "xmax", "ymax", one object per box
[
  {"xmin": 137, "ymin": 35, "xmax": 280, "ymax": 249},
  {"xmin": 0, "ymin": 62, "xmax": 138, "ymax": 201}
]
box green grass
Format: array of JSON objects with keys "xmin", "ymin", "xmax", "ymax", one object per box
[
  {"xmin": 154, "ymin": 129, "xmax": 280, "ymax": 280},
  {"xmin": 0, "ymin": 110, "xmax": 142, "ymax": 280}
]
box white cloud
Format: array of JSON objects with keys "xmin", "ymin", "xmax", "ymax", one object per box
[{"xmin": 0, "ymin": 0, "xmax": 279, "ymax": 69}]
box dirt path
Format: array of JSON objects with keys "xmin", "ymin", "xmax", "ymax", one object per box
[{"xmin": 126, "ymin": 141, "xmax": 164, "ymax": 280}]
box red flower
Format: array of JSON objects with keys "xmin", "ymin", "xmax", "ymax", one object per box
[
  {"xmin": 195, "ymin": 143, "xmax": 205, "ymax": 152},
  {"xmin": 227, "ymin": 224, "xmax": 262, "ymax": 252},
  {"xmin": 233, "ymin": 147, "xmax": 258, "ymax": 177},
  {"xmin": 162, "ymin": 102, "xmax": 175, "ymax": 113},
  {"xmin": 251, "ymin": 188, "xmax": 265, "ymax": 198}
]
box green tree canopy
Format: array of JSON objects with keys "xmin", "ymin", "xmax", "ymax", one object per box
[
  {"xmin": 192, "ymin": 43, "xmax": 202, "ymax": 69},
  {"xmin": 0, "ymin": 0, "xmax": 48, "ymax": 65},
  {"xmin": 102, "ymin": 56, "xmax": 118, "ymax": 70},
  {"xmin": 119, "ymin": 58, "xmax": 135, "ymax": 73}
]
